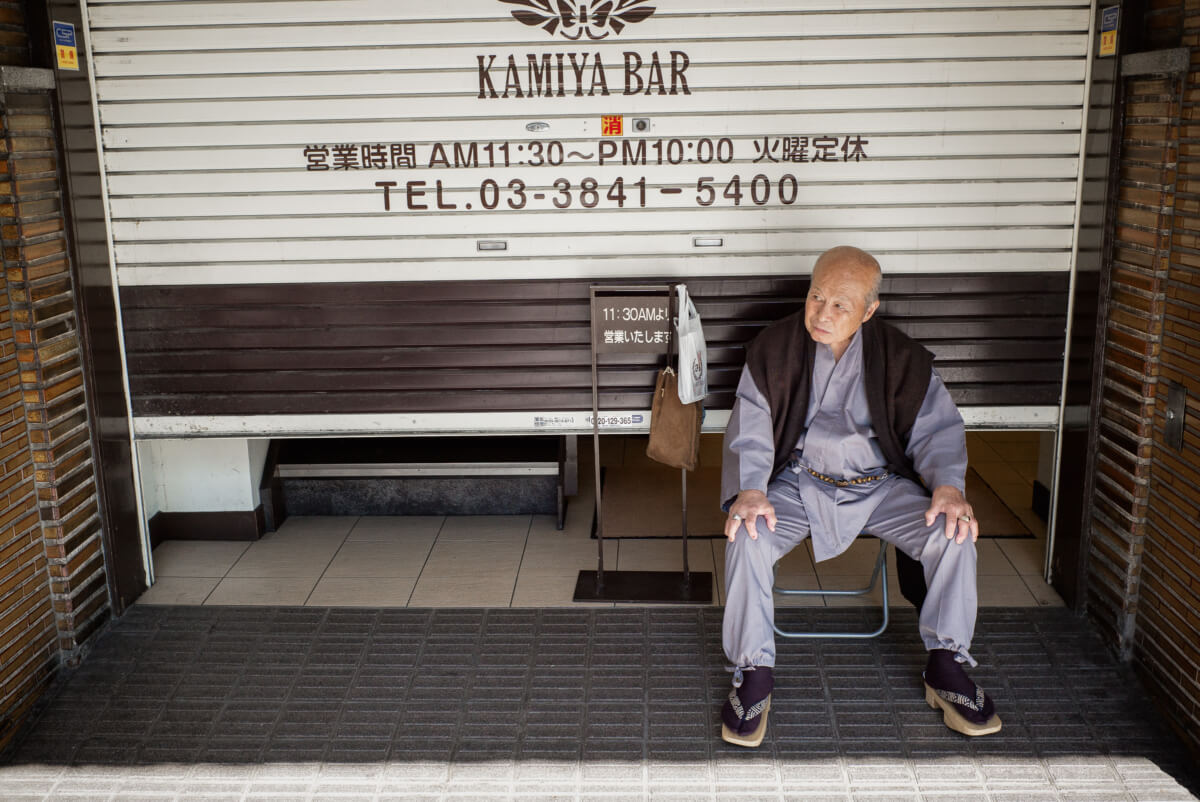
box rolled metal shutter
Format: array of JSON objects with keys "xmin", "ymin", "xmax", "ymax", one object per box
[{"xmin": 82, "ymin": 0, "xmax": 1093, "ymax": 435}]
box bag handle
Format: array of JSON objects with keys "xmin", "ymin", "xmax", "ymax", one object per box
[
  {"xmin": 667, "ymin": 282, "xmax": 681, "ymax": 366},
  {"xmin": 678, "ymin": 283, "xmax": 698, "ymax": 321}
]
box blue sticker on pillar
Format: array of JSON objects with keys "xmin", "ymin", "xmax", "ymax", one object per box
[
  {"xmin": 53, "ymin": 21, "xmax": 79, "ymax": 71},
  {"xmin": 1100, "ymin": 6, "xmax": 1119, "ymax": 57}
]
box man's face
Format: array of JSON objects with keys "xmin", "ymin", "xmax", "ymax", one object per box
[{"xmin": 804, "ymin": 259, "xmax": 880, "ymax": 356}]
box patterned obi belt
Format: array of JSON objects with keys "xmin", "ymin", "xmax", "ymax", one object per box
[{"xmin": 788, "ymin": 455, "xmax": 889, "ymax": 487}]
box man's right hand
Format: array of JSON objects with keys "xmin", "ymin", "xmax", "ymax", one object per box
[{"xmin": 725, "ymin": 489, "xmax": 777, "ymax": 542}]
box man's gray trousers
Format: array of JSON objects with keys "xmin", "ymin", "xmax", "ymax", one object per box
[{"xmin": 722, "ymin": 472, "xmax": 979, "ymax": 669}]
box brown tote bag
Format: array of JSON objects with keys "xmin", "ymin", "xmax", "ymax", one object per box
[{"xmin": 646, "ymin": 365, "xmax": 702, "ymax": 471}]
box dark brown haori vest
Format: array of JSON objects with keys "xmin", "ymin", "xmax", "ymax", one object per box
[{"xmin": 744, "ymin": 313, "xmax": 936, "ymax": 608}]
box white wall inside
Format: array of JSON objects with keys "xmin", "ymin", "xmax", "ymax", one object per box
[
  {"xmin": 248, "ymin": 439, "xmax": 271, "ymax": 508},
  {"xmin": 137, "ymin": 438, "xmax": 262, "ymax": 513}
]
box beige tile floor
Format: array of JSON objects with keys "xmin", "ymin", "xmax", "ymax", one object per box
[{"xmin": 140, "ymin": 431, "xmax": 1063, "ymax": 609}]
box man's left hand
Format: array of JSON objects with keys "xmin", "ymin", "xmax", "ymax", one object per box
[{"xmin": 925, "ymin": 485, "xmax": 979, "ymax": 544}]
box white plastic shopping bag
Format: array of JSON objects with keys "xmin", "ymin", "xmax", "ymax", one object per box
[{"xmin": 674, "ymin": 284, "xmax": 707, "ymax": 404}]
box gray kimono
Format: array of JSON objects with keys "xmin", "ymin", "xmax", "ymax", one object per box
[{"xmin": 721, "ymin": 327, "xmax": 979, "ymax": 668}]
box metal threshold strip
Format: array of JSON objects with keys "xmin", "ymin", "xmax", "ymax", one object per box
[{"xmin": 277, "ymin": 462, "xmax": 559, "ymax": 478}]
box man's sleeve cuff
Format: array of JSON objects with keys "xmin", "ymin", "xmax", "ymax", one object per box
[
  {"xmin": 721, "ymin": 483, "xmax": 769, "ymax": 512},
  {"xmin": 927, "ymin": 474, "xmax": 966, "ymax": 495}
]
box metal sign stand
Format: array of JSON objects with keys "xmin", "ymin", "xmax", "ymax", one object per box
[{"xmin": 573, "ymin": 284, "xmax": 713, "ymax": 604}]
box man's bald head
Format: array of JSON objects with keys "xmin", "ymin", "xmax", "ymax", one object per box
[
  {"xmin": 804, "ymin": 246, "xmax": 883, "ymax": 360},
  {"xmin": 813, "ymin": 246, "xmax": 882, "ymax": 305}
]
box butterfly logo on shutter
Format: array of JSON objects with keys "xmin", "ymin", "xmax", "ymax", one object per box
[{"xmin": 500, "ymin": 0, "xmax": 657, "ymax": 40}]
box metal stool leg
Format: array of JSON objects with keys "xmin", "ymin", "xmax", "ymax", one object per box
[{"xmin": 771, "ymin": 539, "xmax": 889, "ymax": 639}]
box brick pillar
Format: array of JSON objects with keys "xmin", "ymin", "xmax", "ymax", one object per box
[
  {"xmin": 0, "ymin": 66, "xmax": 110, "ymax": 750},
  {"xmin": 0, "ymin": 74, "xmax": 61, "ymax": 750},
  {"xmin": 3, "ymin": 83, "xmax": 108, "ymax": 655},
  {"xmin": 1086, "ymin": 40, "xmax": 1200, "ymax": 754},
  {"xmin": 1132, "ymin": 25, "xmax": 1200, "ymax": 754},
  {"xmin": 0, "ymin": 206, "xmax": 54, "ymax": 749},
  {"xmin": 1087, "ymin": 73, "xmax": 1181, "ymax": 656}
]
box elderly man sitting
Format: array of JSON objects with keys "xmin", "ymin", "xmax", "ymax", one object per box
[{"xmin": 719, "ymin": 245, "xmax": 1001, "ymax": 747}]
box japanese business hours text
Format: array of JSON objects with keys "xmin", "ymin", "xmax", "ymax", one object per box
[{"xmin": 299, "ymin": 136, "xmax": 870, "ymax": 212}]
